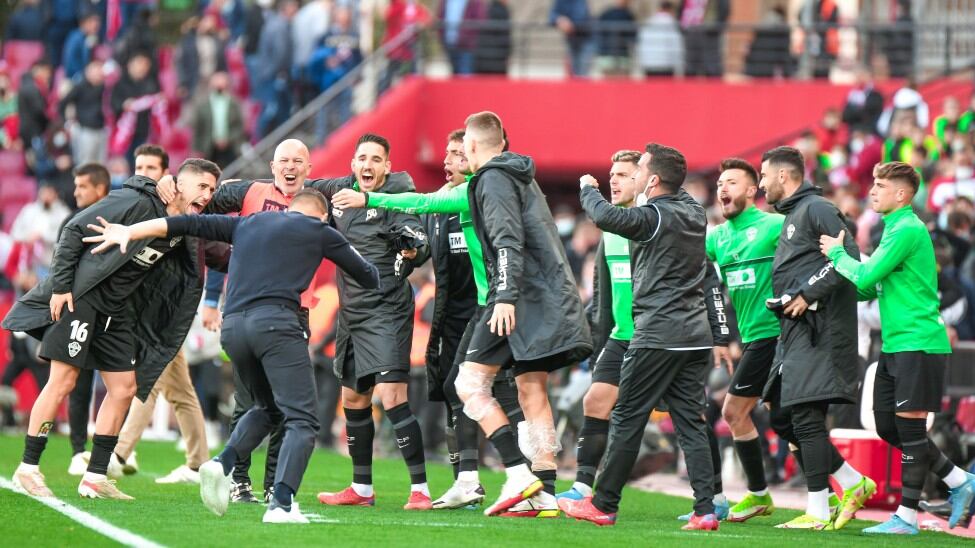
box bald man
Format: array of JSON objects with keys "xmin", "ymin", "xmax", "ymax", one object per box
[{"xmin": 163, "ymin": 138, "xmax": 317, "ymax": 503}]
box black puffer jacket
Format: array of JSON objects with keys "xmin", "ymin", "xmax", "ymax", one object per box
[
  {"xmin": 2, "ymin": 176, "xmax": 227, "ymax": 401},
  {"xmin": 768, "ymin": 182, "xmax": 860, "ymax": 406},
  {"xmin": 468, "ymin": 152, "xmax": 591, "ymax": 362}
]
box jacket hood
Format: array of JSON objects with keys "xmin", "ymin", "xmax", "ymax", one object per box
[
  {"xmin": 479, "ymin": 152, "xmax": 535, "ymax": 184},
  {"xmin": 123, "ymin": 175, "xmax": 162, "ymax": 197},
  {"xmin": 774, "ymin": 181, "xmax": 821, "ymax": 214},
  {"xmin": 376, "ymin": 171, "xmax": 416, "ymax": 194}
]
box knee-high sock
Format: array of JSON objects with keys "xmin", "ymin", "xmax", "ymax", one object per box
[
  {"xmin": 387, "ymin": 402, "xmax": 426, "ymax": 485},
  {"xmin": 575, "ymin": 416, "xmax": 609, "ymax": 488},
  {"xmin": 894, "ymin": 416, "xmax": 929, "ymax": 510},
  {"xmin": 344, "ymin": 407, "xmax": 374, "ymax": 485}
]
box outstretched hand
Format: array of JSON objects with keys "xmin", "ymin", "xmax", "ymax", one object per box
[
  {"xmin": 83, "ymin": 216, "xmax": 133, "ymax": 254},
  {"xmin": 332, "ymin": 189, "xmax": 367, "ymax": 209}
]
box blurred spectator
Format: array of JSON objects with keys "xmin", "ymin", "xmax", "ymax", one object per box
[
  {"xmin": 219, "ymin": 0, "xmax": 247, "ymax": 42},
  {"xmin": 842, "ymin": 67, "xmax": 884, "ymax": 135},
  {"xmin": 191, "ymin": 72, "xmax": 244, "ymax": 168},
  {"xmin": 473, "ymin": 0, "xmax": 510, "ymax": 75},
  {"xmin": 114, "ymin": 7, "xmax": 159, "ymax": 70},
  {"xmin": 960, "ymin": 93, "xmax": 975, "ymax": 135},
  {"xmin": 292, "ymin": 0, "xmax": 333, "ymax": 102},
  {"xmin": 637, "ymin": 1, "xmax": 682, "ymax": 77},
  {"xmin": 679, "ymin": 0, "xmax": 729, "ymax": 77},
  {"xmin": 59, "ymin": 59, "xmax": 107, "ymax": 165},
  {"xmin": 242, "ymin": 0, "xmax": 272, "ymax": 99},
  {"xmin": 110, "ymin": 52, "xmax": 163, "ymax": 167},
  {"xmin": 307, "ymin": 5, "xmax": 362, "ymax": 140},
  {"xmin": 10, "ymin": 183, "xmax": 70, "ymax": 279},
  {"xmin": 45, "ymin": 0, "xmax": 80, "ymax": 69},
  {"xmin": 17, "ymin": 62, "xmax": 53, "ymax": 174},
  {"xmin": 5, "ymin": 0, "xmax": 44, "ymax": 42},
  {"xmin": 106, "ymin": 155, "xmax": 131, "ymax": 188},
  {"xmin": 804, "ymin": 0, "xmax": 839, "ymax": 78},
  {"xmin": 815, "ymin": 107, "xmax": 843, "ymax": 153},
  {"xmin": 845, "ymin": 128, "xmax": 883, "ymax": 194},
  {"xmin": 254, "ymin": 0, "xmax": 298, "ymax": 138},
  {"xmin": 177, "ymin": 14, "xmax": 229, "ymax": 100},
  {"xmin": 62, "ymin": 12, "xmax": 101, "ymax": 81},
  {"xmin": 380, "ymin": 0, "xmax": 432, "ymax": 92},
  {"xmin": 744, "ymin": 5, "xmax": 793, "ymax": 78},
  {"xmin": 883, "ymin": 0, "xmax": 914, "ymax": 79},
  {"xmin": 595, "ymin": 0, "xmax": 636, "ymax": 76},
  {"xmin": 934, "ymin": 97, "xmax": 962, "ymax": 146},
  {"xmin": 438, "ymin": 0, "xmax": 485, "ymax": 76},
  {"xmin": 550, "ymin": 0, "xmax": 593, "ymax": 77},
  {"xmin": 0, "ymin": 72, "xmax": 17, "ymax": 149},
  {"xmin": 878, "ymin": 79, "xmax": 929, "ymax": 136},
  {"xmin": 119, "ymin": 0, "xmax": 155, "ymax": 38}
]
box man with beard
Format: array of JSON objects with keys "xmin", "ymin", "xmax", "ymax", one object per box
[
  {"xmin": 453, "ymin": 111, "xmax": 591, "ymax": 517},
  {"xmin": 309, "ymin": 134, "xmax": 433, "ymax": 510},
  {"xmin": 759, "ymin": 146, "xmax": 872, "ymax": 530},
  {"xmin": 820, "ymin": 161, "xmax": 975, "ymax": 534},
  {"xmin": 560, "ymin": 144, "xmax": 718, "ymax": 530},
  {"xmin": 6, "ymin": 159, "xmax": 222, "ymax": 500},
  {"xmin": 704, "ymin": 158, "xmax": 784, "ymax": 521},
  {"xmin": 330, "ymin": 130, "xmax": 528, "ymax": 513}
]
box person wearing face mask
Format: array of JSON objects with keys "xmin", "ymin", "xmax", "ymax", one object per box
[
  {"xmin": 562, "ymin": 143, "xmax": 718, "ymax": 530},
  {"xmin": 758, "ymin": 146, "xmax": 872, "ymax": 531},
  {"xmin": 304, "ymin": 134, "xmax": 433, "ymax": 511},
  {"xmin": 819, "ymin": 161, "xmax": 975, "ymax": 535},
  {"xmin": 59, "ymin": 60, "xmax": 108, "ymax": 165},
  {"xmin": 190, "ymin": 72, "xmax": 244, "ymax": 169}
]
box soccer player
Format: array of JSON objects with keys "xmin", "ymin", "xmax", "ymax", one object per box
[
  {"xmin": 5, "ymin": 159, "xmax": 222, "ymax": 499},
  {"xmin": 82, "ymin": 188, "xmax": 380, "ymax": 523},
  {"xmin": 64, "ymin": 163, "xmax": 111, "ymax": 476},
  {"xmin": 819, "ymin": 161, "xmax": 975, "ymax": 534},
  {"xmin": 308, "ymin": 134, "xmax": 433, "ymax": 510},
  {"xmin": 561, "ymin": 144, "xmax": 719, "ymax": 530},
  {"xmin": 759, "ymin": 146, "xmax": 872, "ymax": 530},
  {"xmin": 452, "ymin": 111, "xmax": 591, "ymax": 517},
  {"xmin": 705, "ymin": 158, "xmax": 783, "ymax": 521},
  {"xmin": 329, "ymin": 131, "xmax": 528, "ymax": 513}
]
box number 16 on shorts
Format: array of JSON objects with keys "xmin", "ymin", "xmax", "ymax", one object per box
[{"xmin": 68, "ymin": 320, "xmax": 89, "ymax": 357}]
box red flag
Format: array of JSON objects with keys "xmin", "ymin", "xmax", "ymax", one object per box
[{"xmin": 106, "ymin": 0, "xmax": 122, "ymax": 41}]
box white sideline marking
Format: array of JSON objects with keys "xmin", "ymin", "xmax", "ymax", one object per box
[
  {"xmin": 0, "ymin": 476, "xmax": 165, "ymax": 548},
  {"xmin": 302, "ymin": 512, "xmax": 484, "ymax": 528}
]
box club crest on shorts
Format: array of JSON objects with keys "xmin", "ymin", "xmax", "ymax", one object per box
[
  {"xmin": 786, "ymin": 224, "xmax": 795, "ymax": 240},
  {"xmin": 170, "ymin": 236, "xmax": 183, "ymax": 247},
  {"xmin": 68, "ymin": 341, "xmax": 81, "ymax": 358},
  {"xmin": 746, "ymin": 227, "xmax": 758, "ymax": 241},
  {"xmin": 366, "ymin": 209, "xmax": 378, "ymax": 221}
]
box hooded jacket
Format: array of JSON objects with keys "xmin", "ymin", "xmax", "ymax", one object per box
[
  {"xmin": 468, "ymin": 152, "xmax": 592, "ymax": 362},
  {"xmin": 2, "ymin": 176, "xmax": 228, "ymax": 401},
  {"xmin": 307, "ymin": 172, "xmax": 430, "ymax": 379},
  {"xmin": 768, "ymin": 182, "xmax": 860, "ymax": 406}
]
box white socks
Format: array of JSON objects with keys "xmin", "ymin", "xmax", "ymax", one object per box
[
  {"xmin": 411, "ymin": 482, "xmax": 430, "ymax": 497},
  {"xmin": 457, "ymin": 471, "xmax": 479, "ymax": 484},
  {"xmin": 351, "ymin": 482, "xmax": 373, "ymax": 497},
  {"xmin": 506, "ymin": 463, "xmax": 532, "ymax": 481},
  {"xmin": 895, "ymin": 505, "xmax": 918, "ymax": 526},
  {"xmin": 944, "ymin": 466, "xmax": 969, "ymax": 489},
  {"xmin": 83, "ymin": 471, "xmax": 106, "ymax": 483},
  {"xmin": 831, "ymin": 462, "xmax": 863, "ymax": 491},
  {"xmin": 18, "ymin": 462, "xmax": 38, "ymax": 473},
  {"xmin": 572, "ymin": 482, "xmax": 593, "ymax": 497},
  {"xmin": 807, "ymin": 488, "xmax": 831, "ymax": 521},
  {"xmin": 750, "ymin": 488, "xmax": 769, "ymax": 497}
]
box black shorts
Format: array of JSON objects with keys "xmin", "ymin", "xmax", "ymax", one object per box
[
  {"xmin": 465, "ymin": 304, "xmax": 574, "ymax": 376},
  {"xmin": 874, "ymin": 351, "xmax": 947, "ymax": 413},
  {"xmin": 729, "ymin": 337, "xmax": 777, "ymax": 398},
  {"xmin": 427, "ymin": 316, "xmax": 469, "ymax": 402},
  {"xmin": 38, "ymin": 298, "xmax": 135, "ymax": 372},
  {"xmin": 340, "ymin": 342, "xmax": 410, "ymax": 393},
  {"xmin": 592, "ymin": 338, "xmax": 629, "ymax": 386}
]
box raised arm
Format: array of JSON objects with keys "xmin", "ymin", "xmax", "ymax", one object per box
[{"xmin": 579, "ymin": 184, "xmax": 656, "ymax": 241}]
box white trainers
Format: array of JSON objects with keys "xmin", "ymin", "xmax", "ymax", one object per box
[
  {"xmin": 13, "ymin": 464, "xmax": 54, "ymax": 497},
  {"xmin": 484, "ymin": 472, "xmax": 542, "ymax": 516},
  {"xmin": 199, "ymin": 460, "xmax": 233, "ymax": 516},
  {"xmin": 108, "ymin": 451, "xmax": 138, "ymax": 479},
  {"xmin": 263, "ymin": 500, "xmax": 309, "ymax": 524},
  {"xmin": 498, "ymin": 490, "xmax": 560, "ymax": 518},
  {"xmin": 68, "ymin": 451, "xmax": 91, "ymax": 476},
  {"xmin": 432, "ymin": 480, "xmax": 485, "ymax": 510},
  {"xmin": 78, "ymin": 475, "xmax": 135, "ymax": 500},
  {"xmin": 156, "ymin": 465, "xmax": 200, "ymax": 484}
]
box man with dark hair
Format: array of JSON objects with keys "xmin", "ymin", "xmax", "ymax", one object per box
[
  {"xmin": 63, "ymin": 162, "xmax": 112, "ymax": 476},
  {"xmin": 819, "ymin": 161, "xmax": 975, "ymax": 535},
  {"xmin": 306, "ymin": 133, "xmax": 433, "ymax": 511},
  {"xmin": 561, "ymin": 143, "xmax": 718, "ymax": 530},
  {"xmin": 704, "ymin": 158, "xmax": 784, "ymax": 521},
  {"xmin": 329, "ymin": 129, "xmax": 525, "ymax": 512},
  {"xmin": 453, "ymin": 111, "xmax": 591, "ymax": 517},
  {"xmin": 83, "ymin": 187, "xmax": 380, "ymax": 523},
  {"xmin": 133, "ymin": 144, "xmax": 170, "ymax": 182},
  {"xmin": 759, "ymin": 145, "xmax": 871, "ymax": 530},
  {"xmin": 6, "ymin": 158, "xmax": 224, "ymax": 500}
]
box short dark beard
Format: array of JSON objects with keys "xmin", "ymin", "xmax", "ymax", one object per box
[{"xmin": 724, "ymin": 195, "xmax": 749, "ymax": 219}]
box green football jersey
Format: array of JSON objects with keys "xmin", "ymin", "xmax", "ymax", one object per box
[{"xmin": 603, "ymin": 231, "xmax": 634, "ymax": 341}]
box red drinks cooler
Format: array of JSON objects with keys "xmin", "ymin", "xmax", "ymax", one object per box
[{"xmin": 830, "ymin": 428, "xmax": 902, "ymax": 510}]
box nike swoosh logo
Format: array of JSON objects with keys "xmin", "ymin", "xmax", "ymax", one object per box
[
  {"xmin": 466, "ymin": 349, "xmax": 479, "ymax": 355},
  {"xmin": 735, "ymin": 384, "xmax": 751, "ymax": 390},
  {"xmin": 379, "ymin": 371, "xmax": 389, "ymax": 376},
  {"xmin": 896, "ymin": 399, "xmax": 909, "ymax": 407},
  {"xmin": 131, "ymin": 359, "xmax": 137, "ymax": 365}
]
